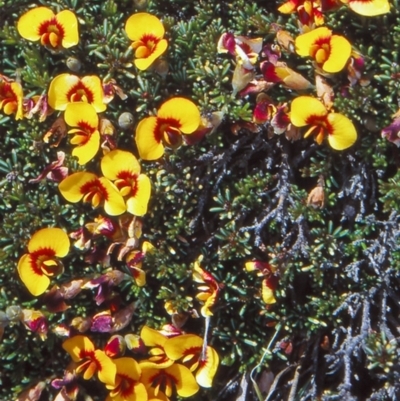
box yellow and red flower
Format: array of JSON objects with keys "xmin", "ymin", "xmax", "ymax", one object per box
[
  {"xmin": 125, "ymin": 241, "xmax": 154, "ymax": 286},
  {"xmin": 58, "ymin": 172, "xmax": 126, "ymax": 216},
  {"xmin": 48, "ymin": 73, "xmax": 106, "ymax": 112},
  {"xmin": 340, "ymin": 0, "xmax": 390, "ymax": 16},
  {"xmin": 192, "ymin": 262, "xmax": 221, "ymax": 317},
  {"xmin": 290, "ymin": 96, "xmax": 357, "ymax": 150},
  {"xmin": 140, "ymin": 363, "xmax": 199, "ymax": 399},
  {"xmin": 125, "ymin": 13, "xmax": 168, "ymax": 71},
  {"xmin": 64, "ymin": 102, "xmax": 100, "ymax": 165},
  {"xmin": 164, "ymin": 334, "xmax": 219, "ymax": 388},
  {"xmin": 245, "ymin": 261, "xmax": 279, "ymax": 305},
  {"xmin": 17, "ymin": 228, "xmax": 70, "ymax": 296},
  {"xmin": 63, "ymin": 335, "xmax": 116, "ymax": 385},
  {"xmin": 17, "ymin": 6, "xmax": 79, "ymax": 50},
  {"xmin": 0, "ymin": 76, "xmax": 23, "ymax": 120},
  {"xmin": 295, "ymin": 27, "xmax": 351, "ymax": 73},
  {"xmin": 135, "ymin": 97, "xmax": 201, "ymax": 160},
  {"xmin": 106, "ymin": 357, "xmax": 148, "ymax": 401},
  {"xmin": 101, "ymin": 150, "xmax": 151, "ymax": 216}
]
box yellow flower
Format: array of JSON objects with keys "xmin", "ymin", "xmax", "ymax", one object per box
[
  {"xmin": 295, "ymin": 27, "xmax": 351, "ymax": 73},
  {"xmin": 48, "ymin": 73, "xmax": 106, "ymax": 112},
  {"xmin": 290, "ymin": 96, "xmax": 357, "ymax": 150},
  {"xmin": 0, "ymin": 76, "xmax": 23, "ymax": 120},
  {"xmin": 125, "ymin": 13, "xmax": 168, "ymax": 71},
  {"xmin": 101, "ymin": 150, "xmax": 151, "ymax": 216},
  {"xmin": 135, "ymin": 97, "xmax": 201, "ymax": 160},
  {"xmin": 105, "ymin": 357, "xmax": 148, "ymax": 401},
  {"xmin": 58, "ymin": 172, "xmax": 126, "ymax": 216},
  {"xmin": 63, "ymin": 335, "xmax": 116, "ymax": 385},
  {"xmin": 17, "ymin": 228, "xmax": 70, "ymax": 296},
  {"xmin": 64, "ymin": 103, "xmax": 100, "ymax": 165},
  {"xmin": 340, "ymin": 0, "xmax": 390, "ymax": 16},
  {"xmin": 164, "ymin": 334, "xmax": 219, "ymax": 388},
  {"xmin": 17, "ymin": 6, "xmax": 79, "ymax": 50}
]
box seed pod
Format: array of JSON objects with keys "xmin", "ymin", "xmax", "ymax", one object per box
[
  {"xmin": 66, "ymin": 57, "xmax": 82, "ymax": 72},
  {"xmin": 118, "ymin": 112, "xmax": 135, "ymax": 130}
]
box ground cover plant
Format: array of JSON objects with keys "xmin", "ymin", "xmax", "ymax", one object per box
[{"xmin": 1, "ymin": 0, "xmax": 400, "ymax": 400}]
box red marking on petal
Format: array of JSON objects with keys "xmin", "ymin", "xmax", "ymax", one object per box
[
  {"xmin": 80, "ymin": 178, "xmax": 109, "ymax": 201},
  {"xmin": 66, "ymin": 81, "xmax": 94, "ymax": 104}
]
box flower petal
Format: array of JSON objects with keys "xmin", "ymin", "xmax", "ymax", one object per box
[
  {"xmin": 81, "ymin": 76, "xmax": 107, "ymax": 112},
  {"xmin": 56, "ymin": 10, "xmax": 79, "ymax": 48},
  {"xmin": 164, "ymin": 334, "xmax": 203, "ymax": 361},
  {"xmin": 125, "ymin": 13, "xmax": 165, "ymax": 41},
  {"xmin": 95, "ymin": 349, "xmax": 117, "ymax": 385},
  {"xmin": 17, "ymin": 254, "xmax": 51, "ymax": 296},
  {"xmin": 158, "ymin": 98, "xmax": 201, "ymax": 134},
  {"xmin": 126, "ymin": 174, "xmax": 151, "ymax": 216},
  {"xmin": 48, "ymin": 74, "xmax": 80, "ymax": 111},
  {"xmin": 348, "ymin": 0, "xmax": 390, "ymax": 16},
  {"xmin": 101, "ymin": 149, "xmax": 141, "ymax": 180},
  {"xmin": 58, "ymin": 172, "xmax": 97, "ymax": 203},
  {"xmin": 135, "ymin": 116, "xmax": 165, "ymax": 160},
  {"xmin": 167, "ymin": 364, "xmax": 199, "ymax": 397},
  {"xmin": 99, "ymin": 177, "xmax": 127, "ymax": 216},
  {"xmin": 290, "ymin": 96, "xmax": 327, "ymax": 127},
  {"xmin": 326, "ymin": 113, "xmax": 357, "ymax": 150},
  {"xmin": 72, "ymin": 130, "xmax": 100, "ymax": 165},
  {"xmin": 62, "ymin": 335, "xmax": 95, "ymax": 362},
  {"xmin": 28, "ymin": 227, "xmax": 70, "ymax": 256},
  {"xmin": 196, "ymin": 346, "xmax": 219, "ymax": 388},
  {"xmin": 64, "ymin": 102, "xmax": 98, "ymax": 128},
  {"xmin": 323, "ymin": 35, "xmax": 351, "ymax": 73},
  {"xmin": 17, "ymin": 7, "xmax": 54, "ymax": 41},
  {"xmin": 295, "ymin": 27, "xmax": 331, "ymax": 57},
  {"xmin": 134, "ymin": 39, "xmax": 168, "ymax": 71}
]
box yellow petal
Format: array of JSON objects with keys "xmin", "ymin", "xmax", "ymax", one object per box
[
  {"xmin": 262, "ymin": 281, "xmax": 277, "ymax": 304},
  {"xmin": 56, "ymin": 10, "xmax": 79, "ymax": 48},
  {"xmin": 62, "ymin": 335, "xmax": 95, "ymax": 362},
  {"xmin": 58, "ymin": 172, "xmax": 97, "ymax": 203},
  {"xmin": 64, "ymin": 102, "xmax": 98, "ymax": 128},
  {"xmin": 81, "ymin": 76, "xmax": 107, "ymax": 112},
  {"xmin": 28, "ymin": 227, "xmax": 70, "ymax": 256},
  {"xmin": 101, "ymin": 149, "xmax": 141, "ymax": 181},
  {"xmin": 326, "ymin": 113, "xmax": 357, "ymax": 150},
  {"xmin": 278, "ymin": 0, "xmax": 298, "ymax": 13},
  {"xmin": 17, "ymin": 7, "xmax": 54, "ymax": 41},
  {"xmin": 196, "ymin": 346, "xmax": 219, "ymax": 388},
  {"xmin": 95, "ymin": 350, "xmax": 117, "ymax": 386},
  {"xmin": 348, "ymin": 0, "xmax": 390, "ymax": 16},
  {"xmin": 126, "ymin": 174, "xmax": 151, "ymax": 216},
  {"xmin": 164, "ymin": 334, "xmax": 203, "ymax": 361},
  {"xmin": 141, "ymin": 325, "xmax": 167, "ymax": 347},
  {"xmin": 125, "ymin": 13, "xmax": 165, "ymax": 41},
  {"xmin": 157, "ymin": 98, "xmax": 201, "ymax": 134},
  {"xmin": 322, "ymin": 35, "xmax": 352, "ymax": 73},
  {"xmin": 99, "ymin": 177, "xmax": 127, "ymax": 216},
  {"xmin": 167, "ymin": 364, "xmax": 199, "ymax": 397},
  {"xmin": 17, "ymin": 254, "xmax": 51, "ymax": 296},
  {"xmin": 48, "ymin": 74, "xmax": 80, "ymax": 111},
  {"xmin": 134, "ymin": 39, "xmax": 168, "ymax": 71},
  {"xmin": 295, "ymin": 27, "xmax": 332, "ymax": 57},
  {"xmin": 135, "ymin": 116, "xmax": 165, "ymax": 160},
  {"xmin": 72, "ymin": 130, "xmax": 100, "ymax": 165},
  {"xmin": 290, "ymin": 96, "xmax": 327, "ymax": 127},
  {"xmin": 113, "ymin": 357, "xmax": 142, "ymax": 382}
]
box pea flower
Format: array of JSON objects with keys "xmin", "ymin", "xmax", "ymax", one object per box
[
  {"xmin": 17, "ymin": 228, "xmax": 70, "ymax": 296},
  {"xmin": 101, "ymin": 150, "xmax": 151, "ymax": 216},
  {"xmin": 62, "ymin": 102, "xmax": 100, "ymax": 165},
  {"xmin": 48, "ymin": 73, "xmax": 106, "ymax": 112},
  {"xmin": 140, "ymin": 363, "xmax": 199, "ymax": 399},
  {"xmin": 164, "ymin": 334, "xmax": 219, "ymax": 388},
  {"xmin": 245, "ymin": 261, "xmax": 279, "ymax": 305},
  {"xmin": 192, "ymin": 262, "xmax": 221, "ymax": 317},
  {"xmin": 125, "ymin": 13, "xmax": 168, "ymax": 71},
  {"xmin": 295, "ymin": 27, "xmax": 351, "ymax": 73},
  {"xmin": 135, "ymin": 97, "xmax": 201, "ymax": 160},
  {"xmin": 290, "ymin": 96, "xmax": 357, "ymax": 150},
  {"xmin": 125, "ymin": 241, "xmax": 154, "ymax": 286},
  {"xmin": 106, "ymin": 357, "xmax": 147, "ymax": 401},
  {"xmin": 278, "ymin": 0, "xmax": 328, "ymax": 27},
  {"xmin": 0, "ymin": 76, "xmax": 23, "ymax": 120},
  {"xmin": 63, "ymin": 335, "xmax": 116, "ymax": 385},
  {"xmin": 340, "ymin": 0, "xmax": 390, "ymax": 16},
  {"xmin": 58, "ymin": 172, "xmax": 126, "ymax": 216},
  {"xmin": 17, "ymin": 7, "xmax": 79, "ymax": 50}
]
